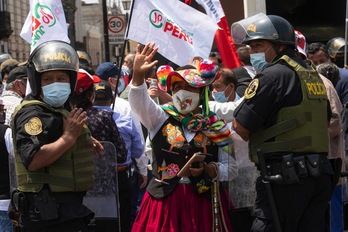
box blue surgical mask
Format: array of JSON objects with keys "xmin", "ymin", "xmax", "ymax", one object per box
[
  {"xmin": 212, "ymin": 86, "xmax": 231, "ymax": 103},
  {"xmin": 42, "ymin": 82, "xmax": 71, "ymax": 107},
  {"xmin": 117, "ymin": 77, "xmax": 125, "ymax": 93},
  {"xmin": 250, "ymin": 45, "xmax": 273, "ymax": 72},
  {"xmin": 250, "ymin": 53, "xmax": 268, "ymax": 72},
  {"xmin": 212, "ymin": 91, "xmax": 228, "ymax": 103}
]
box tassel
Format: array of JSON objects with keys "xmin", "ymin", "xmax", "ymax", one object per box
[
  {"xmin": 184, "ymin": 0, "xmax": 192, "ymax": 5},
  {"xmin": 211, "ymin": 163, "xmax": 229, "ymax": 232}
]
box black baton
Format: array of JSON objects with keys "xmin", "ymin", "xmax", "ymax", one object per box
[{"xmin": 257, "ymin": 149, "xmax": 282, "ymax": 232}]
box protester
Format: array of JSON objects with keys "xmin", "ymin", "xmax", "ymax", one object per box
[
  {"xmin": 0, "ymin": 99, "xmax": 12, "ymax": 232},
  {"xmin": 294, "ymin": 30, "xmax": 307, "ymax": 60},
  {"xmin": 0, "ymin": 66, "xmax": 28, "ymax": 126},
  {"xmin": 129, "ymin": 43, "xmax": 237, "ymax": 231},
  {"xmin": 91, "ymin": 80, "xmax": 144, "ymax": 231},
  {"xmin": 120, "ymin": 53, "xmax": 135, "ymax": 100},
  {"xmin": 69, "ymin": 68, "xmax": 100, "ymax": 111},
  {"xmin": 236, "ymin": 46, "xmax": 256, "ymax": 78},
  {"xmin": 11, "ymin": 40, "xmax": 100, "ymax": 231},
  {"xmin": 0, "ymin": 59, "xmax": 19, "ymax": 95},
  {"xmin": 306, "ymin": 42, "xmax": 329, "ymax": 66},
  {"xmin": 211, "ymin": 68, "xmax": 258, "ymax": 210},
  {"xmin": 296, "ymin": 30, "xmax": 345, "ymax": 231},
  {"xmin": 94, "ymin": 61, "xmax": 149, "ymax": 230},
  {"xmin": 317, "ymin": 62, "xmax": 341, "ymax": 87},
  {"xmin": 71, "ymin": 72, "xmax": 128, "ymax": 231},
  {"xmin": 231, "ymin": 13, "xmax": 334, "ymax": 232}
]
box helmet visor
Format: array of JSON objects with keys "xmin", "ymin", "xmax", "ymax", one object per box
[
  {"xmin": 327, "ymin": 37, "xmax": 346, "ymax": 58},
  {"xmin": 231, "ymin": 13, "xmax": 279, "ymax": 45}
]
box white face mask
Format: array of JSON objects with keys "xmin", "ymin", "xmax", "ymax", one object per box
[
  {"xmin": 172, "ymin": 89, "xmax": 200, "ymax": 114},
  {"xmin": 121, "ymin": 65, "xmax": 130, "ymax": 74}
]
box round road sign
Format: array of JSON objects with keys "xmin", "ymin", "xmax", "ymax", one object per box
[{"xmin": 108, "ymin": 16, "xmax": 124, "ymax": 34}]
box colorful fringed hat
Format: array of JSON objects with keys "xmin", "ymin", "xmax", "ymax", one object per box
[{"xmin": 165, "ymin": 58, "xmax": 217, "ymax": 90}]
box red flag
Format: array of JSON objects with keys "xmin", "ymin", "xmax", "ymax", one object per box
[
  {"xmin": 191, "ymin": 0, "xmax": 241, "ymax": 69},
  {"xmin": 215, "ymin": 16, "xmax": 241, "ymax": 69}
]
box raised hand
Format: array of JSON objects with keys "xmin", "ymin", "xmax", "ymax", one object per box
[
  {"xmin": 132, "ymin": 42, "xmax": 159, "ymax": 86},
  {"xmin": 62, "ymin": 108, "xmax": 87, "ymax": 144}
]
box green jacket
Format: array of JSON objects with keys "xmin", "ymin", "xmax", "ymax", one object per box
[
  {"xmin": 249, "ymin": 56, "xmax": 329, "ymax": 163},
  {"xmin": 13, "ymin": 100, "xmax": 94, "ymax": 192}
]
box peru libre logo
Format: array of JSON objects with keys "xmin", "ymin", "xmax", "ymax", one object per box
[
  {"xmin": 31, "ymin": 3, "xmax": 56, "ymax": 47},
  {"xmin": 149, "ymin": 9, "xmax": 193, "ymax": 45}
]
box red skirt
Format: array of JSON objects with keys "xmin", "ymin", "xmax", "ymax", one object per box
[{"xmin": 132, "ymin": 184, "xmax": 233, "ymax": 232}]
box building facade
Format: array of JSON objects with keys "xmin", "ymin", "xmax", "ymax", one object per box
[{"xmin": 1, "ymin": 0, "xmax": 346, "ymax": 63}]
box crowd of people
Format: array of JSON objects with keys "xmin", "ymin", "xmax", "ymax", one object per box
[{"xmin": 0, "ymin": 11, "xmax": 347, "ymax": 232}]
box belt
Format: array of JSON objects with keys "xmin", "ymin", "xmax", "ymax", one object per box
[{"xmin": 117, "ymin": 164, "xmax": 129, "ymax": 172}]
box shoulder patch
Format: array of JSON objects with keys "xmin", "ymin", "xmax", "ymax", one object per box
[
  {"xmin": 24, "ymin": 117, "xmax": 43, "ymax": 136},
  {"xmin": 244, "ymin": 79, "xmax": 259, "ymax": 99}
]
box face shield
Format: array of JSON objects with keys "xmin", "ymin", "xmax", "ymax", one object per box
[
  {"xmin": 327, "ymin": 37, "xmax": 346, "ymax": 58},
  {"xmin": 231, "ymin": 13, "xmax": 279, "ymax": 45}
]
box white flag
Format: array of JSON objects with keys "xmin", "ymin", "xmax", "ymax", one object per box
[
  {"xmin": 20, "ymin": 0, "xmax": 70, "ymax": 53},
  {"xmin": 126, "ymin": 0, "xmax": 218, "ymax": 66},
  {"xmin": 195, "ymin": 0, "xmax": 225, "ymax": 23}
]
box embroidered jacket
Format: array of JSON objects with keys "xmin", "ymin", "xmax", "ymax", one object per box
[{"xmin": 147, "ymin": 117, "xmax": 218, "ymax": 199}]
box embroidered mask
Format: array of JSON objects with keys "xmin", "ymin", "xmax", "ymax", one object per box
[{"xmin": 172, "ymin": 90, "xmax": 200, "ymax": 114}]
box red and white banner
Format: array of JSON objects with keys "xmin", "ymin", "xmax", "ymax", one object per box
[
  {"xmin": 194, "ymin": 0, "xmax": 241, "ymax": 69},
  {"xmin": 20, "ymin": 0, "xmax": 70, "ymax": 53},
  {"xmin": 126, "ymin": 0, "xmax": 218, "ymax": 66}
]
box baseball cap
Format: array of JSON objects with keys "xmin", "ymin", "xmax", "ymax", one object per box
[
  {"xmin": 75, "ymin": 68, "xmax": 100, "ymax": 95},
  {"xmin": 96, "ymin": 62, "xmax": 124, "ymax": 81},
  {"xmin": 294, "ymin": 30, "xmax": 307, "ymax": 59},
  {"xmin": 94, "ymin": 80, "xmax": 113, "ymax": 101},
  {"xmin": 6, "ymin": 66, "xmax": 28, "ymax": 84}
]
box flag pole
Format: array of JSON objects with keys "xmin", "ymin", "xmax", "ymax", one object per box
[
  {"xmin": 112, "ymin": 0, "xmax": 136, "ymax": 111},
  {"xmin": 102, "ymin": 0, "xmax": 110, "ymax": 62}
]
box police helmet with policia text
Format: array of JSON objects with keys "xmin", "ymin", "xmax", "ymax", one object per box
[
  {"xmin": 231, "ymin": 13, "xmax": 295, "ymax": 48},
  {"xmin": 27, "ymin": 40, "xmax": 79, "ymax": 98}
]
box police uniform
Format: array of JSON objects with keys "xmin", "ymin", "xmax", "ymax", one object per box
[
  {"xmin": 234, "ymin": 53, "xmax": 334, "ymax": 232},
  {"xmin": 12, "ymin": 97, "xmax": 94, "ymax": 231}
]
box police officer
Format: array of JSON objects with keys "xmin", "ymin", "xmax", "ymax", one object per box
[
  {"xmin": 231, "ymin": 13, "xmax": 333, "ymax": 232},
  {"xmin": 12, "ymin": 41, "xmax": 96, "ymax": 232}
]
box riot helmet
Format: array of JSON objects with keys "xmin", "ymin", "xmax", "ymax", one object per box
[
  {"xmin": 77, "ymin": 50, "xmax": 93, "ymax": 67},
  {"xmin": 326, "ymin": 37, "xmax": 346, "ymax": 58},
  {"xmin": 27, "ymin": 40, "xmax": 79, "ymax": 97},
  {"xmin": 231, "ymin": 13, "xmax": 295, "ymax": 48}
]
